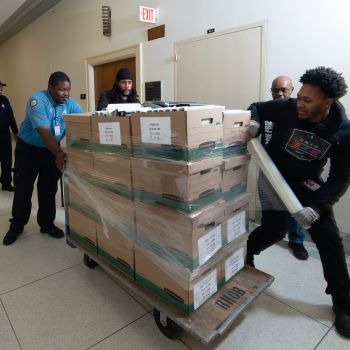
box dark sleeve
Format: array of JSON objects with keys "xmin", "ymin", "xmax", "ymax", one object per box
[
  {"xmin": 97, "ymin": 91, "xmax": 110, "ymax": 110},
  {"xmin": 311, "ymin": 133, "xmax": 350, "ymax": 216},
  {"xmin": 4, "ymin": 97, "xmax": 18, "ymax": 134},
  {"xmin": 248, "ymin": 98, "xmax": 295, "ymax": 124}
]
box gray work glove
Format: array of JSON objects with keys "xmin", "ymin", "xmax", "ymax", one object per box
[
  {"xmin": 292, "ymin": 207, "xmax": 320, "ymax": 229},
  {"xmin": 248, "ymin": 120, "xmax": 261, "ymax": 138}
]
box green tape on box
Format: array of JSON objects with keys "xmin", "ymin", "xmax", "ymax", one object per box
[
  {"xmin": 66, "ymin": 139, "xmax": 92, "ymax": 151},
  {"xmin": 69, "ymin": 202, "xmax": 99, "ymax": 221},
  {"xmin": 69, "ymin": 202, "xmax": 135, "ymax": 240},
  {"xmin": 90, "ymin": 143, "xmax": 132, "ymax": 156},
  {"xmin": 98, "ymin": 248, "xmax": 134, "ymax": 278},
  {"xmin": 85, "ymin": 174, "xmax": 133, "ymax": 199},
  {"xmin": 223, "ymin": 144, "xmax": 247, "ymax": 157},
  {"xmin": 135, "ymin": 273, "xmax": 194, "ymax": 314},
  {"xmin": 137, "ymin": 236, "xmax": 198, "ymax": 270},
  {"xmin": 133, "ymin": 143, "xmax": 223, "ymax": 162},
  {"xmin": 222, "ymin": 184, "xmax": 247, "ymax": 201},
  {"xmin": 68, "ymin": 229, "xmax": 97, "ymax": 254},
  {"xmin": 134, "ymin": 189, "xmax": 222, "ymax": 212}
]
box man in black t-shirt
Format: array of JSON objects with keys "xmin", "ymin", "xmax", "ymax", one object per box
[{"xmin": 248, "ymin": 67, "xmax": 350, "ymax": 338}]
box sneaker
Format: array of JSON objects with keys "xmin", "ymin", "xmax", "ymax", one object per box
[
  {"xmin": 332, "ymin": 295, "xmax": 350, "ymax": 338},
  {"xmin": 3, "ymin": 229, "xmax": 22, "ymax": 246},
  {"xmin": 288, "ymin": 242, "xmax": 309, "ymax": 260},
  {"xmin": 1, "ymin": 185, "xmax": 15, "ymax": 192},
  {"xmin": 40, "ymin": 225, "xmax": 64, "ymax": 239}
]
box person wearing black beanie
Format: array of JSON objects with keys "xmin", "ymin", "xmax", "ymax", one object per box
[{"xmin": 97, "ymin": 68, "xmax": 140, "ymax": 110}]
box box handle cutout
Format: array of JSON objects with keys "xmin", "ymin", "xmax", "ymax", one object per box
[
  {"xmin": 162, "ymin": 193, "xmax": 185, "ymax": 202},
  {"xmin": 199, "ymin": 141, "xmax": 215, "ymax": 149},
  {"xmin": 199, "ymin": 188, "xmax": 215, "ymax": 198},
  {"xmin": 164, "ymin": 288, "xmax": 184, "ymax": 303},
  {"xmin": 201, "ymin": 118, "xmax": 213, "ymax": 125}
]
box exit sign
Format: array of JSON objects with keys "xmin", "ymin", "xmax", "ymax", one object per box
[{"xmin": 139, "ymin": 6, "xmax": 158, "ymax": 23}]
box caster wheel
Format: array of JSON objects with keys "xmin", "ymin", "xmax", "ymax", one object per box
[
  {"xmin": 83, "ymin": 254, "xmax": 98, "ymax": 268},
  {"xmin": 153, "ymin": 308, "xmax": 182, "ymax": 339}
]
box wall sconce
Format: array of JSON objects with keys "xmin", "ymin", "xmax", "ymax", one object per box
[{"xmin": 102, "ymin": 6, "xmax": 111, "ymax": 36}]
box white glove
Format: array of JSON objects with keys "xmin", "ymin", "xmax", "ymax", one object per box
[
  {"xmin": 292, "ymin": 207, "xmax": 320, "ymax": 229},
  {"xmin": 248, "ymin": 120, "xmax": 261, "ymax": 138}
]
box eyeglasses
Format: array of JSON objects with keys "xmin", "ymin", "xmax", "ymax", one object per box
[{"xmin": 271, "ymin": 87, "xmax": 291, "ymax": 94}]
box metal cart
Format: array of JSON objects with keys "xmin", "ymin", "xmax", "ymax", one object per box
[{"xmin": 67, "ymin": 235, "xmax": 274, "ymax": 345}]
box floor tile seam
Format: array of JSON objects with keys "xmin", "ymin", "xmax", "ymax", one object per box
[
  {"xmin": 0, "ymin": 262, "xmax": 82, "ymax": 297},
  {"xmin": 0, "ymin": 297, "xmax": 23, "ymax": 349},
  {"xmin": 85, "ymin": 310, "xmax": 151, "ymax": 350},
  {"xmin": 101, "ymin": 268, "xmax": 151, "ymax": 312},
  {"xmin": 263, "ymin": 291, "xmax": 334, "ymax": 329},
  {"xmin": 313, "ymin": 327, "xmax": 335, "ymax": 349}
]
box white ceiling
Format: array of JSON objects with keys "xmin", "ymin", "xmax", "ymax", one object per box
[
  {"xmin": 0, "ymin": 0, "xmax": 62, "ymax": 45},
  {"xmin": 0, "ymin": 0, "xmax": 27, "ymax": 26}
]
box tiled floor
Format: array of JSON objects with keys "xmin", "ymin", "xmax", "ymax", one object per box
[{"xmin": 0, "ymin": 189, "xmax": 349, "ymax": 350}]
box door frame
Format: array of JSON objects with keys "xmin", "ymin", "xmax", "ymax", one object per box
[
  {"xmin": 85, "ymin": 43, "xmax": 143, "ymax": 111},
  {"xmin": 174, "ymin": 21, "xmax": 267, "ymax": 102}
]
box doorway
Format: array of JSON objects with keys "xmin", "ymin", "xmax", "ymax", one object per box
[
  {"xmin": 94, "ymin": 57, "xmax": 137, "ymax": 109},
  {"xmin": 85, "ymin": 44, "xmax": 143, "ymax": 112}
]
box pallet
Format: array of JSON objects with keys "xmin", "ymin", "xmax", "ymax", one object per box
[{"xmin": 67, "ymin": 236, "xmax": 274, "ymax": 345}]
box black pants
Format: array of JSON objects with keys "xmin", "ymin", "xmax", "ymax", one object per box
[
  {"xmin": 0, "ymin": 131, "xmax": 13, "ymax": 187},
  {"xmin": 10, "ymin": 138, "xmax": 61, "ymax": 231},
  {"xmin": 248, "ymin": 206, "xmax": 350, "ymax": 298}
]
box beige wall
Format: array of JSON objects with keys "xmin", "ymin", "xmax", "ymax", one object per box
[{"xmin": 1, "ymin": 0, "xmax": 350, "ymax": 232}]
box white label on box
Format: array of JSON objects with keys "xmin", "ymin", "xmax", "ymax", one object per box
[
  {"xmin": 193, "ymin": 269, "xmax": 217, "ymax": 310},
  {"xmin": 225, "ymin": 247, "xmax": 245, "ymax": 281},
  {"xmin": 198, "ymin": 225, "xmax": 222, "ymax": 265},
  {"xmin": 227, "ymin": 211, "xmax": 246, "ymax": 243},
  {"xmin": 140, "ymin": 117, "xmax": 171, "ymax": 145},
  {"xmin": 98, "ymin": 122, "xmax": 121, "ymax": 145}
]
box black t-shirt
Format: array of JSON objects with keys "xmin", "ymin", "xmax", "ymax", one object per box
[{"xmin": 249, "ymin": 98, "xmax": 350, "ymax": 215}]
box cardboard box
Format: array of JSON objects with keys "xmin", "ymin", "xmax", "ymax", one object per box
[
  {"xmin": 64, "ymin": 113, "xmax": 92, "ymax": 150},
  {"xmin": 65, "ymin": 182, "xmax": 97, "ymax": 221},
  {"xmin": 132, "ymin": 156, "xmax": 223, "ymax": 211},
  {"xmin": 67, "ymin": 206, "xmax": 97, "ymax": 254},
  {"xmin": 222, "ymin": 154, "xmax": 250, "ymax": 201},
  {"xmin": 221, "ymin": 234, "xmax": 248, "ymax": 284},
  {"xmin": 65, "ymin": 147, "xmax": 94, "ymax": 175},
  {"xmin": 135, "ymin": 200, "xmax": 225, "ymax": 269},
  {"xmin": 223, "ymin": 193, "xmax": 250, "ymax": 245},
  {"xmin": 131, "ymin": 106, "xmax": 224, "ymax": 161},
  {"xmin": 92, "ymin": 153, "xmax": 132, "ymax": 197},
  {"xmin": 135, "ymin": 243, "xmax": 222, "ymax": 314},
  {"xmin": 91, "ymin": 116, "xmax": 132, "ymax": 156},
  {"xmin": 223, "ymin": 110, "xmax": 250, "ymax": 156},
  {"xmin": 97, "ymin": 222, "xmax": 134, "ymax": 277},
  {"xmin": 91, "ymin": 186, "xmax": 135, "ymax": 238}
]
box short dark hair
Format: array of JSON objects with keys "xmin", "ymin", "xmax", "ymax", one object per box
[
  {"xmin": 48, "ymin": 71, "xmax": 70, "ymax": 86},
  {"xmin": 299, "ymin": 67, "xmax": 347, "ymax": 99}
]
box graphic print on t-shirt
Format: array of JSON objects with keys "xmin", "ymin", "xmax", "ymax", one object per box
[{"xmin": 285, "ymin": 129, "xmax": 331, "ymax": 161}]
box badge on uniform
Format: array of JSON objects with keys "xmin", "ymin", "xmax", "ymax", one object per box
[{"xmin": 30, "ymin": 99, "xmax": 37, "ymax": 107}]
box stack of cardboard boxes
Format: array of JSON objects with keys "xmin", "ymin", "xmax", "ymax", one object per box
[
  {"xmin": 64, "ymin": 113, "xmax": 134, "ymax": 277},
  {"xmin": 63, "ymin": 105, "xmax": 251, "ymax": 314}
]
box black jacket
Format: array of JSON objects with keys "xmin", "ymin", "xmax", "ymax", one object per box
[
  {"xmin": 0, "ymin": 95, "xmax": 18, "ymax": 134},
  {"xmin": 249, "ymin": 98, "xmax": 350, "ymax": 216},
  {"xmin": 97, "ymin": 90, "xmax": 140, "ymax": 110}
]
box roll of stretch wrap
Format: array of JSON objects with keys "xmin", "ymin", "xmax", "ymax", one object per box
[{"xmin": 248, "ymin": 138, "xmax": 303, "ymax": 214}]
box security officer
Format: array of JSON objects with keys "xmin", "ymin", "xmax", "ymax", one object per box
[
  {"xmin": 0, "ymin": 81, "xmax": 18, "ymax": 191},
  {"xmin": 2, "ymin": 71, "xmax": 82, "ymax": 246}
]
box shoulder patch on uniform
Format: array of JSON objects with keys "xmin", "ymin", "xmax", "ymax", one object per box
[{"xmin": 30, "ymin": 99, "xmax": 38, "ymax": 107}]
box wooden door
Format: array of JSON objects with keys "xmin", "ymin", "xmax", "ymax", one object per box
[{"xmin": 94, "ymin": 57, "xmax": 136, "ymax": 109}]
